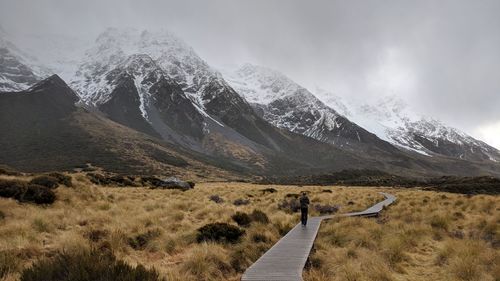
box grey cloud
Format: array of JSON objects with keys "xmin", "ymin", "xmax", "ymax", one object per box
[{"xmin": 0, "ymin": 0, "xmax": 499, "ymax": 139}]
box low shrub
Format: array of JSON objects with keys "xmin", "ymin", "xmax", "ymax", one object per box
[
  {"xmin": 1, "ymin": 180, "xmax": 56, "ymax": 205},
  {"xmin": 87, "ymin": 173, "xmax": 110, "ymax": 185},
  {"xmin": 187, "ymin": 181, "xmax": 195, "ymax": 189},
  {"xmin": 232, "ymin": 212, "xmax": 252, "ymax": 227},
  {"xmin": 209, "ymin": 195, "xmax": 224, "ymax": 204},
  {"xmin": 128, "ymin": 229, "xmax": 162, "ymax": 250},
  {"xmin": 47, "ymin": 172, "xmax": 73, "ymax": 187},
  {"xmin": 233, "ymin": 198, "xmax": 250, "ymax": 206},
  {"xmin": 196, "ymin": 223, "xmax": 245, "ymax": 243},
  {"xmin": 261, "ymin": 188, "xmax": 277, "ymax": 194},
  {"xmin": 0, "ymin": 179, "xmax": 25, "ymax": 198},
  {"xmin": 141, "ymin": 176, "xmax": 164, "ymax": 187},
  {"xmin": 251, "ymin": 233, "xmax": 269, "ymax": 243},
  {"xmin": 16, "ymin": 185, "xmax": 56, "ymax": 205},
  {"xmin": 88, "ymin": 173, "xmax": 136, "ymax": 187},
  {"xmin": 321, "ymin": 189, "xmax": 333, "ymax": 193},
  {"xmin": 250, "ymin": 209, "xmax": 269, "ymax": 224},
  {"xmin": 278, "ymin": 198, "xmax": 301, "ymax": 213},
  {"xmin": 285, "ymin": 193, "xmax": 299, "ymax": 198},
  {"xmin": 314, "ymin": 204, "xmax": 340, "ymax": 215},
  {"xmin": 0, "ymin": 210, "xmax": 5, "ymax": 220},
  {"xmin": 29, "ymin": 176, "xmax": 59, "ymax": 189},
  {"xmin": 109, "ymin": 175, "xmax": 135, "ymax": 187},
  {"xmin": 20, "ymin": 249, "xmax": 164, "ymax": 281}
]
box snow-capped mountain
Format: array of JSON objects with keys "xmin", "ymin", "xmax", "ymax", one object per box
[
  {"xmin": 72, "ymin": 28, "xmax": 231, "ymax": 112},
  {"xmin": 321, "ymin": 94, "xmax": 500, "ymax": 162},
  {"xmin": 221, "ymin": 64, "xmax": 396, "ymax": 152},
  {"xmin": 0, "ymin": 33, "xmax": 48, "ymax": 92},
  {"xmin": 70, "ymin": 28, "xmax": 227, "ymax": 145},
  {"xmin": 69, "ymin": 28, "xmax": 366, "ymax": 172}
]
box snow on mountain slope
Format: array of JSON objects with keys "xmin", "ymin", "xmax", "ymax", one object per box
[
  {"xmin": 5, "ymin": 32, "xmax": 88, "ymax": 82},
  {"xmin": 72, "ymin": 28, "xmax": 229, "ymax": 111},
  {"xmin": 0, "ymin": 34, "xmax": 48, "ymax": 92},
  {"xmin": 320, "ymin": 94, "xmax": 500, "ymax": 162},
  {"xmin": 71, "ymin": 28, "xmax": 314, "ymax": 162},
  {"xmin": 221, "ymin": 64, "xmax": 395, "ymax": 151}
]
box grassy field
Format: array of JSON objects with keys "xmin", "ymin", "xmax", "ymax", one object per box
[{"xmin": 0, "ymin": 173, "xmax": 498, "ymax": 281}]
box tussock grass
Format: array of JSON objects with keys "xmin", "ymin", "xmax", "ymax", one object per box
[
  {"xmin": 1, "ymin": 175, "xmax": 498, "ymax": 280},
  {"xmin": 306, "ymin": 189, "xmax": 500, "ymax": 281}
]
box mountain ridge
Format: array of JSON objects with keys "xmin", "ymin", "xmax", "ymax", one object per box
[{"xmin": 1, "ymin": 28, "xmax": 499, "ymax": 178}]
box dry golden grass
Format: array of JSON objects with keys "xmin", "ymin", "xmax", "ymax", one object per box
[
  {"xmin": 305, "ymin": 189, "xmax": 500, "ymax": 281},
  {"xmin": 0, "ymin": 174, "xmax": 498, "ymax": 281}
]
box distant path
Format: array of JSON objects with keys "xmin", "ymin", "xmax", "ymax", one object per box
[{"xmin": 241, "ymin": 192, "xmax": 396, "ymax": 281}]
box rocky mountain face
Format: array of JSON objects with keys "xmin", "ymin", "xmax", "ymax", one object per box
[
  {"xmin": 67, "ymin": 28, "xmax": 379, "ymax": 174},
  {"xmin": 222, "ymin": 64, "xmax": 500, "ymax": 164},
  {"xmin": 0, "ymin": 37, "xmax": 42, "ymax": 92},
  {"xmin": 221, "ymin": 64, "xmax": 399, "ymax": 154},
  {"xmin": 0, "ymin": 75, "xmax": 236, "ymax": 179},
  {"xmin": 322, "ymin": 95, "xmax": 500, "ymax": 163},
  {"xmin": 1, "ymin": 27, "xmax": 499, "ymax": 177}
]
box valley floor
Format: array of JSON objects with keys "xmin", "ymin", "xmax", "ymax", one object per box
[{"xmin": 0, "ymin": 175, "xmax": 498, "ymax": 281}]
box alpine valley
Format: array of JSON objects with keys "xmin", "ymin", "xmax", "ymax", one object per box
[{"xmin": 1, "ymin": 27, "xmax": 499, "ymax": 178}]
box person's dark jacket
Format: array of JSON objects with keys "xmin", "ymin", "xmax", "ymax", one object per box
[{"xmin": 300, "ymin": 195, "xmax": 310, "ymax": 209}]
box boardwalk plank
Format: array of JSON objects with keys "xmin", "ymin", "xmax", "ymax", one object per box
[{"xmin": 241, "ymin": 192, "xmax": 396, "ymax": 281}]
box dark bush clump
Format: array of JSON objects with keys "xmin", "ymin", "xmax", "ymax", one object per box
[
  {"xmin": 233, "ymin": 198, "xmax": 250, "ymax": 206},
  {"xmin": 321, "ymin": 189, "xmax": 333, "ymax": 193},
  {"xmin": 87, "ymin": 173, "xmax": 110, "ymax": 185},
  {"xmin": 0, "ymin": 180, "xmax": 55, "ymax": 205},
  {"xmin": 29, "ymin": 176, "xmax": 59, "ymax": 189},
  {"xmin": 278, "ymin": 198, "xmax": 300, "ymax": 213},
  {"xmin": 196, "ymin": 223, "xmax": 245, "ymax": 243},
  {"xmin": 16, "ymin": 185, "xmax": 56, "ymax": 205},
  {"xmin": 20, "ymin": 249, "xmax": 164, "ymax": 281},
  {"xmin": 314, "ymin": 204, "xmax": 340, "ymax": 215},
  {"xmin": 250, "ymin": 209, "xmax": 270, "ymax": 224},
  {"xmin": 0, "ymin": 180, "xmax": 25, "ymax": 198},
  {"xmin": 128, "ymin": 229, "xmax": 162, "ymax": 250},
  {"xmin": 261, "ymin": 188, "xmax": 277, "ymax": 194},
  {"xmin": 187, "ymin": 181, "xmax": 195, "ymax": 189},
  {"xmin": 232, "ymin": 212, "xmax": 252, "ymax": 227},
  {"xmin": 141, "ymin": 176, "xmax": 164, "ymax": 187},
  {"xmin": 285, "ymin": 193, "xmax": 299, "ymax": 198},
  {"xmin": 251, "ymin": 233, "xmax": 269, "ymax": 243},
  {"xmin": 109, "ymin": 175, "xmax": 135, "ymax": 187},
  {"xmin": 47, "ymin": 173, "xmax": 73, "ymax": 187},
  {"xmin": 209, "ymin": 195, "xmax": 224, "ymax": 204},
  {"xmin": 88, "ymin": 173, "xmax": 136, "ymax": 187},
  {"xmin": 0, "ymin": 210, "xmax": 5, "ymax": 220}
]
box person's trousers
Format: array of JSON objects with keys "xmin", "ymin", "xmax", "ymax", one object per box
[{"xmin": 301, "ymin": 207, "xmax": 308, "ymax": 226}]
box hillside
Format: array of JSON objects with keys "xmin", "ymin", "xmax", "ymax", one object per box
[{"xmin": 0, "ymin": 75, "xmax": 237, "ymax": 179}]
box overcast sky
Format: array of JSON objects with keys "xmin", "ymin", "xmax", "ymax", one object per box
[{"xmin": 1, "ymin": 0, "xmax": 499, "ymax": 149}]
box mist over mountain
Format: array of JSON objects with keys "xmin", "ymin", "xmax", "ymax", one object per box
[{"xmin": 1, "ymin": 26, "xmax": 499, "ymax": 177}]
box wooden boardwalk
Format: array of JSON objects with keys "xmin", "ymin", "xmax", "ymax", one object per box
[{"xmin": 241, "ymin": 192, "xmax": 396, "ymax": 281}]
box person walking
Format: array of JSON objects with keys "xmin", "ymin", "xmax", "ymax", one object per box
[{"xmin": 300, "ymin": 192, "xmax": 310, "ymax": 227}]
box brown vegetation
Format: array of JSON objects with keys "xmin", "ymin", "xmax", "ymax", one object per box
[{"xmin": 0, "ymin": 173, "xmax": 497, "ymax": 280}]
